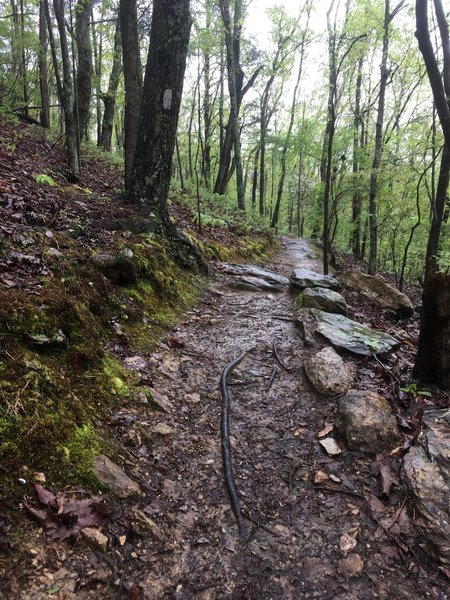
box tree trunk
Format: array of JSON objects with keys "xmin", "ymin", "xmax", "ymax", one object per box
[
  {"xmin": 413, "ymin": 273, "xmax": 450, "ymax": 389},
  {"xmin": 130, "ymin": 0, "xmax": 205, "ymax": 271},
  {"xmin": 130, "ymin": 0, "xmax": 190, "ymax": 223},
  {"xmin": 99, "ymin": 20, "xmax": 122, "ymax": 152},
  {"xmin": 53, "ymin": 0, "xmax": 80, "ymax": 175},
  {"xmin": 218, "ymin": 0, "xmax": 245, "ymax": 210},
  {"xmin": 75, "ymin": 0, "xmax": 94, "ymax": 140},
  {"xmin": 425, "ymin": 145, "xmax": 450, "ymax": 276},
  {"xmin": 351, "ymin": 56, "xmax": 363, "ymax": 257},
  {"xmin": 38, "ymin": 0, "xmax": 50, "ymax": 127},
  {"xmin": 368, "ymin": 0, "xmax": 392, "ymax": 275},
  {"xmin": 414, "ymin": 0, "xmax": 450, "ymax": 389},
  {"xmin": 120, "ymin": 0, "xmax": 143, "ymax": 190}
]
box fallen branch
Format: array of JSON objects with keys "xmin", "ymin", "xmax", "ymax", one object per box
[
  {"xmin": 266, "ymin": 366, "xmax": 277, "ymax": 391},
  {"xmin": 272, "ymin": 341, "xmax": 291, "ymax": 371},
  {"xmin": 220, "ymin": 352, "xmax": 247, "ymax": 537},
  {"xmin": 371, "ymin": 352, "xmax": 401, "ymax": 384}
]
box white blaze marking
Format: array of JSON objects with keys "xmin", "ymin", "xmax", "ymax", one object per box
[{"xmin": 163, "ymin": 89, "xmax": 173, "ymax": 110}]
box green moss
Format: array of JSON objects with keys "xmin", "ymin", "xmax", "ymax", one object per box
[{"xmin": 56, "ymin": 423, "xmax": 103, "ymax": 488}]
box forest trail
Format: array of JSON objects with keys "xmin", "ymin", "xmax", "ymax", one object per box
[
  {"xmin": 6, "ymin": 237, "xmax": 447, "ymax": 600},
  {"xmin": 100, "ymin": 237, "xmax": 441, "ymax": 600}
]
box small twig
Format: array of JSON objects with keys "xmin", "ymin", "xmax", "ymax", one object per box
[
  {"xmin": 242, "ymin": 511, "xmax": 285, "ymax": 539},
  {"xmin": 272, "ymin": 314, "xmax": 296, "ymax": 322},
  {"xmin": 371, "ymin": 353, "xmax": 401, "ymax": 384},
  {"xmin": 220, "ymin": 352, "xmax": 248, "ymax": 538},
  {"xmin": 266, "ymin": 367, "xmax": 277, "ymax": 391},
  {"xmin": 272, "ymin": 341, "xmax": 291, "ymax": 371}
]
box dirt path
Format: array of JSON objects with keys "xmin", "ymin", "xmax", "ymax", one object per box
[
  {"xmin": 110, "ymin": 237, "xmax": 444, "ymax": 599},
  {"xmin": 6, "ymin": 238, "xmax": 447, "ymax": 599}
]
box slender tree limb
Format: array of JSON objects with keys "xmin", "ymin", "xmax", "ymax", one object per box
[{"xmin": 220, "ymin": 352, "xmax": 247, "ymax": 537}]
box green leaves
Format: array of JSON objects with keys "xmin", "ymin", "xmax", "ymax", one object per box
[{"xmin": 35, "ymin": 173, "xmax": 57, "ymax": 187}]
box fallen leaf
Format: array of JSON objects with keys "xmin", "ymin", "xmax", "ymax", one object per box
[{"xmin": 318, "ymin": 423, "xmax": 334, "ymax": 438}]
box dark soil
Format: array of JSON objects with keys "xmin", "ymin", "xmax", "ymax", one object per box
[{"xmin": 2, "ymin": 237, "xmax": 448, "ymax": 600}]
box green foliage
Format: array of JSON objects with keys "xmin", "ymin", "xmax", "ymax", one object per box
[
  {"xmin": 57, "ymin": 423, "xmax": 103, "ymax": 487},
  {"xmin": 35, "ymin": 173, "xmax": 57, "ymax": 187},
  {"xmin": 400, "ymin": 383, "xmax": 432, "ymax": 398}
]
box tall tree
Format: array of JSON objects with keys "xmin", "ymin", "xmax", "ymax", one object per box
[
  {"xmin": 414, "ymin": 0, "xmax": 450, "ymax": 389},
  {"xmin": 99, "ymin": 19, "xmax": 122, "ymax": 151},
  {"xmin": 218, "ymin": 0, "xmax": 245, "ymax": 210},
  {"xmin": 120, "ymin": 0, "xmax": 143, "ymax": 189},
  {"xmin": 130, "ymin": 0, "xmax": 205, "ymax": 270},
  {"xmin": 53, "ymin": 0, "xmax": 80, "ymax": 175},
  {"xmin": 38, "ymin": 0, "xmax": 50, "ymax": 127},
  {"xmin": 367, "ymin": 0, "xmax": 405, "ymax": 275},
  {"xmin": 75, "ymin": 0, "xmax": 94, "ymax": 140}
]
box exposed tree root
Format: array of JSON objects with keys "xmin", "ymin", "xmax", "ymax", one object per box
[{"xmin": 220, "ymin": 352, "xmax": 247, "ymax": 538}]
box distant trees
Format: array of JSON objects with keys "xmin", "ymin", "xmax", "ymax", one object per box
[{"xmin": 0, "ymin": 0, "xmax": 448, "ymax": 289}]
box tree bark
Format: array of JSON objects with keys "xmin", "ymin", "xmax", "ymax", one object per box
[
  {"xmin": 351, "ymin": 56, "xmax": 363, "ymax": 257},
  {"xmin": 218, "ymin": 0, "xmax": 245, "ymax": 210},
  {"xmin": 99, "ymin": 20, "xmax": 122, "ymax": 152},
  {"xmin": 38, "ymin": 0, "xmax": 50, "ymax": 127},
  {"xmin": 75, "ymin": 0, "xmax": 94, "ymax": 140},
  {"xmin": 413, "ymin": 273, "xmax": 450, "ymax": 389},
  {"xmin": 120, "ymin": 0, "xmax": 143, "ymax": 190},
  {"xmin": 53, "ymin": 0, "xmax": 80, "ymax": 175},
  {"xmin": 368, "ymin": 0, "xmax": 393, "ymax": 275}
]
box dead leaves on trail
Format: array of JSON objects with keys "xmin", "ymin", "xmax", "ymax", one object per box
[{"xmin": 23, "ymin": 484, "xmax": 112, "ymax": 541}]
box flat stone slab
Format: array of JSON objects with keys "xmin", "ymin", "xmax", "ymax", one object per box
[
  {"xmin": 220, "ymin": 263, "xmax": 289, "ymax": 286},
  {"xmin": 311, "ymin": 309, "xmax": 400, "ymax": 356},
  {"xmin": 290, "ymin": 268, "xmax": 338, "ymax": 291},
  {"xmin": 299, "ymin": 287, "xmax": 348, "ymax": 316},
  {"xmin": 339, "ymin": 270, "xmax": 414, "ymax": 318},
  {"xmin": 226, "ymin": 275, "xmax": 285, "ymax": 293}
]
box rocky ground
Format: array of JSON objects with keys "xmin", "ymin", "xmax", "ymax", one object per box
[{"xmin": 2, "ymin": 236, "xmax": 449, "ymax": 599}]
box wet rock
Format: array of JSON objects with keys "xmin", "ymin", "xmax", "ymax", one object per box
[
  {"xmin": 335, "ymin": 390, "xmax": 402, "ymax": 453},
  {"xmin": 304, "ymin": 347, "xmax": 353, "ymax": 396},
  {"xmin": 338, "ymin": 554, "xmax": 364, "ymax": 576},
  {"xmin": 93, "ymin": 455, "xmax": 141, "ymax": 498},
  {"xmin": 132, "ymin": 509, "xmax": 165, "ymax": 541},
  {"xmin": 299, "ymin": 287, "xmax": 348, "ymax": 316},
  {"xmin": 403, "ymin": 409, "xmax": 450, "ymax": 564},
  {"xmin": 123, "ymin": 356, "xmax": 148, "ymax": 371},
  {"xmin": 93, "ymin": 250, "xmax": 138, "ymax": 285},
  {"xmin": 220, "ymin": 263, "xmax": 289, "ymax": 286},
  {"xmin": 151, "ymin": 423, "xmax": 175, "ymax": 436},
  {"xmin": 311, "ymin": 309, "xmax": 400, "ymax": 356},
  {"xmin": 339, "ymin": 270, "xmax": 414, "ymax": 317},
  {"xmin": 25, "ymin": 330, "xmax": 67, "ymax": 349},
  {"xmin": 290, "ymin": 268, "xmax": 339, "ymax": 291},
  {"xmin": 226, "ymin": 275, "xmax": 285, "ymax": 293},
  {"xmin": 81, "ymin": 527, "xmax": 109, "ymax": 552},
  {"xmin": 148, "ymin": 388, "xmax": 173, "ymax": 413},
  {"xmin": 319, "ymin": 437, "xmax": 342, "ymax": 456}
]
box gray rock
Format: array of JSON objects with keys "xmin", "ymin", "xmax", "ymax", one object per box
[
  {"xmin": 94, "ymin": 252, "xmax": 138, "ymax": 285},
  {"xmin": 299, "ymin": 287, "xmax": 348, "ymax": 316},
  {"xmin": 403, "ymin": 409, "xmax": 450, "ymax": 564},
  {"xmin": 339, "ymin": 270, "xmax": 414, "ymax": 318},
  {"xmin": 335, "ymin": 390, "xmax": 402, "ymax": 453},
  {"xmin": 93, "ymin": 455, "xmax": 141, "ymax": 498},
  {"xmin": 290, "ymin": 268, "xmax": 339, "ymax": 291},
  {"xmin": 220, "ymin": 263, "xmax": 289, "ymax": 286},
  {"xmin": 81, "ymin": 527, "xmax": 109, "ymax": 552},
  {"xmin": 311, "ymin": 310, "xmax": 400, "ymax": 356},
  {"xmin": 304, "ymin": 347, "xmax": 353, "ymax": 396},
  {"xmin": 226, "ymin": 275, "xmax": 285, "ymax": 293}
]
